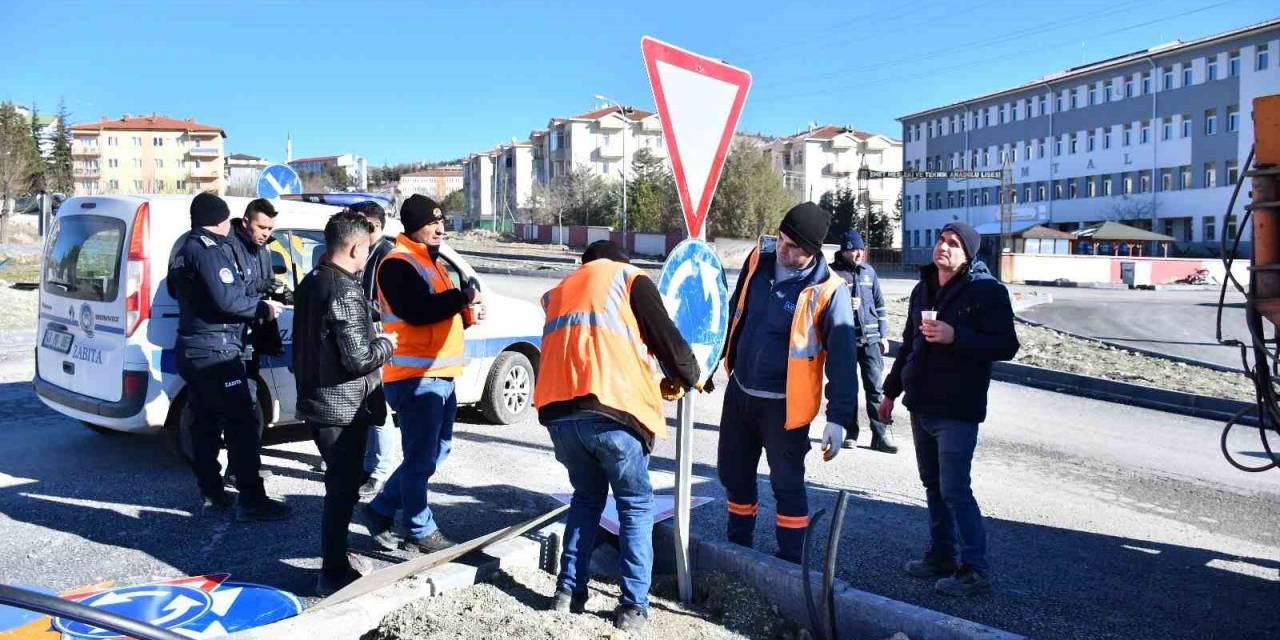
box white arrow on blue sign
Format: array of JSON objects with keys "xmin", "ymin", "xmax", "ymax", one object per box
[
  {"xmin": 256, "ymin": 164, "xmax": 302, "ymax": 199},
  {"xmin": 657, "ymin": 239, "xmax": 728, "ymax": 387},
  {"xmin": 52, "ymin": 579, "xmax": 301, "ymax": 639}
]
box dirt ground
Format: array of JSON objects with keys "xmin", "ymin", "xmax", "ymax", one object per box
[
  {"xmin": 363, "ymin": 568, "xmax": 804, "ymax": 640},
  {"xmin": 881, "ymin": 297, "xmax": 1254, "ymax": 402}
]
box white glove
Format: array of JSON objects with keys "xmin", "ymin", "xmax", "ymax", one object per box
[{"xmin": 821, "ymin": 422, "xmax": 844, "ymax": 462}]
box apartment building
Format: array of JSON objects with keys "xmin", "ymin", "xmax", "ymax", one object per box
[
  {"xmin": 288, "ymin": 153, "xmax": 369, "ymax": 191},
  {"xmin": 225, "ymin": 153, "xmax": 270, "ymax": 195},
  {"xmin": 768, "ymin": 125, "xmax": 904, "ymax": 245},
  {"xmin": 68, "ymin": 114, "xmax": 226, "ymax": 196},
  {"xmin": 462, "ymin": 151, "xmax": 495, "ymax": 220},
  {"xmin": 14, "ymin": 105, "xmax": 60, "ymax": 160},
  {"xmin": 399, "ymin": 166, "xmax": 464, "ymax": 201},
  {"xmin": 897, "ymin": 18, "xmax": 1279, "ymax": 261}
]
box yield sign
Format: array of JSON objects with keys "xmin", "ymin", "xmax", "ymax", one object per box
[{"xmin": 641, "ymin": 37, "xmax": 751, "ymax": 240}]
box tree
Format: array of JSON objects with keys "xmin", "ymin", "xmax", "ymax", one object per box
[
  {"xmin": 27, "ymin": 102, "xmax": 46, "ymax": 192},
  {"xmin": 324, "ymin": 165, "xmax": 351, "ymax": 191},
  {"xmin": 47, "ymin": 100, "xmax": 73, "ymax": 195},
  {"xmin": 864, "ymin": 202, "xmax": 897, "ymax": 249},
  {"xmin": 707, "ymin": 138, "xmax": 797, "ymax": 239},
  {"xmin": 625, "ymin": 149, "xmax": 679, "ymax": 234},
  {"xmin": 529, "ymin": 167, "xmax": 617, "ymax": 228},
  {"xmin": 0, "ymin": 102, "xmax": 42, "ymax": 242},
  {"xmin": 440, "ymin": 188, "xmax": 464, "ymax": 213},
  {"xmin": 819, "ymin": 187, "xmax": 857, "ymax": 244}
]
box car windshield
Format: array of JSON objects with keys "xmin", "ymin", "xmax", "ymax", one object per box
[{"xmin": 42, "ymin": 215, "xmax": 125, "ymax": 302}]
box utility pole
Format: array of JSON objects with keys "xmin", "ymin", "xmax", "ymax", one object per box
[
  {"xmin": 998, "ymin": 152, "xmax": 1013, "ymax": 278},
  {"xmin": 594, "ymin": 94, "xmax": 630, "ymax": 248}
]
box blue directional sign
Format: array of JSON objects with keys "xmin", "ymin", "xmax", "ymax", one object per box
[
  {"xmin": 257, "ymin": 164, "xmax": 302, "ymax": 199},
  {"xmin": 52, "ymin": 574, "xmax": 301, "ymax": 639},
  {"xmin": 657, "ymin": 239, "xmax": 728, "ymax": 387}
]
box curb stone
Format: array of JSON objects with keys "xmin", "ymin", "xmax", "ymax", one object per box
[{"xmin": 1013, "ymin": 313, "xmax": 1240, "ymax": 373}]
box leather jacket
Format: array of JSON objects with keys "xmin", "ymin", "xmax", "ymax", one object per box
[{"xmin": 292, "ymin": 260, "xmax": 393, "ymax": 426}]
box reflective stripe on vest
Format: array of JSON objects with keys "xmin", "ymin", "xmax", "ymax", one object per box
[
  {"xmin": 534, "ymin": 260, "xmax": 666, "ymax": 438},
  {"xmin": 377, "ymin": 235, "xmax": 466, "ymax": 382},
  {"xmin": 724, "ymin": 236, "xmax": 845, "ymax": 430}
]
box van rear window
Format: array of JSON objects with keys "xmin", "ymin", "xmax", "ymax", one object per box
[{"xmin": 43, "ymin": 215, "xmax": 125, "ymax": 302}]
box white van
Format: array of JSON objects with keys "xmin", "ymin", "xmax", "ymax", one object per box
[{"xmin": 34, "ymin": 195, "xmax": 543, "ymax": 446}]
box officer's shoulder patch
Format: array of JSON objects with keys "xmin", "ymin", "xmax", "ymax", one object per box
[
  {"xmin": 198, "ymin": 235, "xmax": 217, "ymax": 248},
  {"xmin": 218, "ymin": 267, "xmax": 234, "ymax": 284}
]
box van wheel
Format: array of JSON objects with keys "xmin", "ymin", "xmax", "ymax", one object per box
[
  {"xmin": 165, "ymin": 396, "xmax": 196, "ymax": 464},
  {"xmin": 82, "ymin": 421, "xmax": 121, "ymax": 435},
  {"xmin": 481, "ymin": 352, "xmax": 534, "ymax": 424}
]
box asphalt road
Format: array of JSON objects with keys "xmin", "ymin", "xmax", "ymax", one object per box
[{"xmin": 0, "ymin": 273, "xmax": 1275, "ymax": 640}]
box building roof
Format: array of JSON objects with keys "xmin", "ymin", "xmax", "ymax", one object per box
[
  {"xmin": 572, "ymin": 106, "xmax": 654, "ymax": 121},
  {"xmin": 289, "ymin": 155, "xmax": 340, "ymax": 164},
  {"xmin": 779, "ymin": 125, "xmax": 898, "ymax": 144},
  {"xmin": 1021, "ymin": 225, "xmax": 1076, "ymax": 240},
  {"xmin": 227, "ymin": 153, "xmax": 264, "ymax": 161},
  {"xmin": 1075, "ymin": 221, "xmax": 1175, "ymax": 242},
  {"xmin": 973, "ymin": 219, "xmax": 1042, "ymax": 235},
  {"xmin": 898, "ymin": 17, "xmax": 1280, "ymax": 122},
  {"xmin": 70, "ymin": 113, "xmax": 226, "ymax": 137},
  {"xmin": 403, "ymin": 167, "xmax": 463, "ymax": 178}
]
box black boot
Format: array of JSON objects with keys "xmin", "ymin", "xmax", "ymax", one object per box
[{"xmin": 869, "ymin": 423, "xmax": 899, "ymax": 454}]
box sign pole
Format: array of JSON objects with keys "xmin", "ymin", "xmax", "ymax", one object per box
[{"xmin": 674, "ymin": 392, "xmax": 695, "ymax": 602}]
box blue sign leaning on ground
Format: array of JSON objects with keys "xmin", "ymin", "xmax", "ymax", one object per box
[
  {"xmin": 257, "ymin": 164, "xmax": 303, "ymax": 199},
  {"xmin": 657, "ymin": 239, "xmax": 728, "ymax": 387}
]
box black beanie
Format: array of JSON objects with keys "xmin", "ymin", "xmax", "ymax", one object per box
[
  {"xmin": 400, "ymin": 194, "xmax": 444, "ymax": 234},
  {"xmin": 190, "ymin": 192, "xmax": 230, "ymax": 228},
  {"xmin": 582, "ymin": 240, "xmax": 630, "ymax": 264},
  {"xmin": 941, "ymin": 221, "xmax": 980, "ymax": 262},
  {"xmin": 779, "ymin": 202, "xmax": 830, "ymax": 256}
]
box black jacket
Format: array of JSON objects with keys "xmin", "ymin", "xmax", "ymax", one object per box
[
  {"xmin": 168, "ymin": 228, "xmax": 271, "ymax": 365},
  {"xmin": 293, "ymin": 260, "xmax": 394, "ymax": 426},
  {"xmin": 882, "ymin": 260, "xmax": 1019, "ymax": 424},
  {"xmin": 228, "ymin": 219, "xmax": 285, "ymax": 359}
]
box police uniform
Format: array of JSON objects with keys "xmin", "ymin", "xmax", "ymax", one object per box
[
  {"xmin": 228, "ymin": 217, "xmax": 285, "ymax": 379},
  {"xmin": 170, "ymin": 224, "xmax": 274, "ymax": 507},
  {"xmin": 831, "ymin": 230, "xmax": 898, "ymax": 453}
]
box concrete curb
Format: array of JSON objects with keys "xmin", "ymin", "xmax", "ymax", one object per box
[
  {"xmin": 229, "ymin": 535, "xmax": 548, "ymax": 639},
  {"xmin": 1013, "ymin": 313, "xmax": 1240, "ymax": 373},
  {"xmin": 651, "ymin": 522, "xmax": 1026, "ymax": 640}
]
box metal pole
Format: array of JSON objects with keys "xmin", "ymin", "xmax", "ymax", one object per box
[
  {"xmin": 674, "ymin": 393, "xmax": 695, "ymax": 602},
  {"xmin": 622, "ymin": 128, "xmax": 628, "ymax": 250}
]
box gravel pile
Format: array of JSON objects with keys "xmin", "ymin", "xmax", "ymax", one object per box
[
  {"xmin": 882, "ymin": 297, "xmax": 1254, "ymax": 402},
  {"xmin": 363, "ymin": 568, "xmax": 801, "ymax": 640}
]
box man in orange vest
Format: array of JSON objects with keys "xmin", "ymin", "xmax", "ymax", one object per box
[
  {"xmin": 718, "ymin": 202, "xmax": 858, "ymax": 563},
  {"xmin": 361, "ymin": 195, "xmax": 481, "ymax": 554},
  {"xmin": 536, "ymin": 241, "xmax": 700, "ymax": 634}
]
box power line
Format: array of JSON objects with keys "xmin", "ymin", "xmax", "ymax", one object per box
[{"xmin": 726, "ymin": 0, "xmax": 941, "ymax": 66}]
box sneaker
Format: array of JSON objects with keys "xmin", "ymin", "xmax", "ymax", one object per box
[
  {"xmin": 613, "ymin": 605, "xmax": 648, "ymax": 633},
  {"xmin": 359, "ymin": 504, "xmax": 400, "ymax": 551},
  {"xmin": 935, "ymin": 564, "xmax": 993, "ymax": 596},
  {"xmin": 903, "ymin": 553, "xmax": 958, "ymax": 578},
  {"xmin": 358, "ymin": 477, "xmax": 384, "ymax": 499},
  {"xmin": 200, "ymin": 493, "xmax": 234, "ymax": 515},
  {"xmin": 401, "ymin": 530, "xmax": 456, "ymax": 554},
  {"xmin": 551, "ymin": 589, "xmax": 589, "ymax": 614},
  {"xmin": 235, "ymin": 497, "xmax": 291, "ymax": 522}
]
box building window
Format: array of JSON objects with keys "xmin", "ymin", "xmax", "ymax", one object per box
[
  {"xmin": 1102, "ymin": 175, "xmax": 1112, "ymax": 196},
  {"xmin": 1084, "ymin": 132, "xmax": 1094, "ymax": 152},
  {"xmin": 1229, "ymin": 51, "xmax": 1240, "ymax": 77},
  {"xmin": 1181, "ymin": 166, "xmax": 1192, "ymax": 189},
  {"xmin": 106, "ymin": 136, "xmax": 117, "ymax": 147},
  {"xmin": 1161, "ymin": 119, "xmax": 1171, "ymax": 141},
  {"xmin": 1141, "ymin": 72, "xmax": 1152, "ymax": 94},
  {"xmin": 1054, "ymin": 137, "xmax": 1062, "ymax": 156},
  {"xmin": 1069, "ymin": 91, "xmax": 1078, "ymax": 110},
  {"xmin": 982, "ymin": 190, "xmax": 990, "ymax": 205},
  {"xmin": 948, "ymin": 192, "xmax": 956, "ymax": 208},
  {"xmin": 1227, "ymin": 106, "xmax": 1239, "ymax": 132},
  {"xmin": 959, "ymin": 190, "xmax": 966, "ymax": 207},
  {"xmin": 1259, "ymin": 44, "xmax": 1270, "ymax": 71},
  {"xmin": 1207, "ymin": 58, "xmax": 1218, "ymax": 80},
  {"xmin": 132, "ymin": 180, "xmax": 143, "ymax": 191},
  {"xmin": 132, "ymin": 136, "xmax": 142, "ymax": 147},
  {"xmin": 1024, "ymin": 102, "xmax": 1032, "ymax": 119},
  {"xmin": 1037, "ymin": 184, "xmax": 1046, "ymax": 201},
  {"xmin": 154, "ymin": 180, "xmax": 164, "ymax": 191},
  {"xmin": 177, "ymin": 180, "xmax": 186, "ymax": 190},
  {"xmin": 1104, "ymin": 85, "xmax": 1113, "ymax": 102},
  {"xmin": 1140, "ymin": 172, "xmax": 1151, "ymax": 193},
  {"xmin": 1140, "ymin": 120, "xmax": 1151, "ymax": 144},
  {"xmin": 1204, "ymin": 217, "xmax": 1216, "ymax": 241},
  {"xmin": 1161, "ymin": 169, "xmax": 1172, "ymax": 191},
  {"xmin": 155, "ymin": 159, "xmax": 164, "ymax": 168},
  {"xmin": 1024, "ymin": 141, "xmax": 1033, "ymax": 159},
  {"xmin": 1227, "ymin": 160, "xmax": 1239, "ymax": 185},
  {"xmin": 1057, "ymin": 94, "xmax": 1065, "ymax": 112},
  {"xmin": 1182, "ymin": 114, "xmax": 1192, "ymax": 138},
  {"xmin": 1125, "ymin": 79, "xmax": 1135, "ymax": 98},
  {"xmin": 982, "ymin": 149, "xmax": 990, "ymax": 166},
  {"xmin": 1023, "ymin": 185, "xmax": 1031, "ymax": 202},
  {"xmin": 1102, "ymin": 129, "xmax": 1112, "ymax": 149},
  {"xmin": 1070, "ymin": 135, "xmax": 1078, "ymax": 154},
  {"xmin": 1226, "ymin": 215, "xmax": 1238, "ymax": 240},
  {"xmin": 107, "ymin": 158, "xmax": 118, "ymax": 168},
  {"xmin": 1204, "ymin": 162, "xmax": 1217, "ymax": 187},
  {"xmin": 985, "ymin": 110, "xmax": 992, "ymax": 127},
  {"xmin": 108, "ymin": 179, "xmax": 119, "ymax": 190},
  {"xmin": 1000, "ymin": 105, "xmax": 1008, "ymax": 124},
  {"xmin": 1205, "ymin": 109, "xmax": 1217, "ymax": 135},
  {"xmin": 152, "ymin": 137, "xmax": 163, "ymax": 146},
  {"xmin": 1054, "ymin": 182, "xmax": 1063, "ymax": 199},
  {"xmin": 1069, "ymin": 182, "xmax": 1078, "ymax": 199},
  {"xmin": 1123, "ymin": 175, "xmax": 1133, "ymax": 194},
  {"xmin": 132, "ymin": 158, "xmax": 142, "ymax": 168},
  {"xmin": 1182, "ymin": 65, "xmax": 1193, "ymax": 86},
  {"xmin": 1087, "ymin": 178, "xmax": 1097, "ymax": 197},
  {"xmin": 1123, "ymin": 127, "xmax": 1131, "ymax": 146},
  {"xmin": 1163, "ymin": 67, "xmax": 1174, "ymax": 89},
  {"xmin": 1089, "ymin": 86, "xmax": 1098, "ymax": 105}
]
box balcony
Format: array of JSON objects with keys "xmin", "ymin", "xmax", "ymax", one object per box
[
  {"xmin": 73, "ymin": 167, "xmax": 100, "ymax": 177},
  {"xmin": 71, "ymin": 145, "xmax": 100, "ymax": 157},
  {"xmin": 824, "ymin": 163, "xmax": 853, "ymax": 177},
  {"xmin": 188, "ymin": 169, "xmax": 222, "ymax": 180},
  {"xmin": 188, "ymin": 146, "xmax": 220, "ymax": 158}
]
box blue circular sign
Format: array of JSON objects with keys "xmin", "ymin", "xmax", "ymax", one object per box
[
  {"xmin": 658, "ymin": 239, "xmax": 728, "ymax": 386},
  {"xmin": 54, "ymin": 585, "xmax": 212, "ymax": 637},
  {"xmin": 51, "ymin": 578, "xmax": 302, "ymax": 638},
  {"xmin": 257, "ymin": 164, "xmax": 302, "ymax": 199}
]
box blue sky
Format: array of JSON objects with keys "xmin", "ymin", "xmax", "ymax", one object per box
[{"xmin": 2, "ymin": 0, "xmax": 1273, "ymax": 165}]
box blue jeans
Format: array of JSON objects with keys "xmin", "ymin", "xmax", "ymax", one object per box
[
  {"xmin": 910, "ymin": 414, "xmax": 988, "ymax": 574},
  {"xmin": 370, "ymin": 377, "xmax": 456, "ymax": 540},
  {"xmin": 363, "ymin": 412, "xmax": 400, "ymax": 481},
  {"xmin": 548, "ymin": 414, "xmax": 654, "ymax": 609}
]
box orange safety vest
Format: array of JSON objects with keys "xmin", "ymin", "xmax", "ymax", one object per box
[
  {"xmin": 377, "ymin": 235, "xmax": 466, "ymax": 382},
  {"xmin": 534, "ymin": 259, "xmax": 666, "ymax": 438},
  {"xmin": 724, "ymin": 237, "xmax": 845, "ymax": 430}
]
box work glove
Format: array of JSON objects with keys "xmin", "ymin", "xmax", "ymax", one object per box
[
  {"xmin": 660, "ymin": 378, "xmax": 686, "ymax": 402},
  {"xmin": 821, "ymin": 422, "xmax": 844, "ymax": 462},
  {"xmin": 696, "ymin": 377, "xmax": 716, "ymax": 393}
]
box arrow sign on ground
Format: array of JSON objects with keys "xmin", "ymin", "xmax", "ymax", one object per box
[{"xmin": 641, "ymin": 36, "xmax": 752, "ymax": 240}]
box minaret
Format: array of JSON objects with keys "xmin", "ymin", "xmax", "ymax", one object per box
[{"xmin": 286, "ymin": 134, "xmax": 293, "ymax": 163}]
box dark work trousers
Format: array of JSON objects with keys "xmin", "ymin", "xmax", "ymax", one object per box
[
  {"xmin": 848, "ymin": 342, "xmax": 890, "ymax": 442},
  {"xmin": 311, "ymin": 420, "xmax": 370, "ymax": 582},
  {"xmin": 910, "ymin": 414, "xmax": 988, "ymax": 574},
  {"xmin": 717, "ymin": 378, "xmax": 812, "ymax": 563},
  {"xmin": 178, "ymin": 355, "xmax": 267, "ymax": 505}
]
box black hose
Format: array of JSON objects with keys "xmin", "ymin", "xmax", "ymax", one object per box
[
  {"xmin": 0, "ymin": 584, "xmax": 190, "ymax": 640},
  {"xmin": 800, "ymin": 508, "xmax": 828, "ymax": 640},
  {"xmin": 822, "ymin": 491, "xmax": 850, "ymax": 640},
  {"xmin": 1220, "ymin": 405, "xmax": 1278, "ymax": 472}
]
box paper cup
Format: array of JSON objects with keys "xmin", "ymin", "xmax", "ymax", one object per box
[{"xmin": 921, "ymin": 310, "xmax": 938, "ymax": 322}]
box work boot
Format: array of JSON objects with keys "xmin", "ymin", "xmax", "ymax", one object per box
[
  {"xmin": 935, "ymin": 564, "xmax": 993, "ymax": 596},
  {"xmin": 358, "ymin": 477, "xmax": 384, "ymax": 499},
  {"xmin": 359, "ymin": 504, "xmax": 400, "ymax": 551},
  {"xmin": 869, "ymin": 427, "xmax": 899, "ymax": 454},
  {"xmin": 223, "ymin": 468, "xmax": 273, "ymax": 489},
  {"xmin": 314, "ymin": 554, "xmax": 370, "ymax": 598},
  {"xmin": 235, "ymin": 496, "xmax": 291, "ymax": 522},
  {"xmin": 903, "ymin": 552, "xmax": 958, "ymax": 578},
  {"xmin": 401, "ymin": 530, "xmax": 456, "ymax": 554},
  {"xmin": 613, "ymin": 604, "xmax": 648, "ymax": 633},
  {"xmin": 551, "ymin": 589, "xmax": 589, "ymax": 614}
]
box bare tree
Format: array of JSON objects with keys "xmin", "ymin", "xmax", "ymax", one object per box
[{"xmin": 0, "ymin": 103, "xmax": 41, "ymax": 243}]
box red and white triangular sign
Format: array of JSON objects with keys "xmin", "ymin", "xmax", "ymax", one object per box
[{"xmin": 642, "ymin": 36, "xmax": 751, "ymax": 240}]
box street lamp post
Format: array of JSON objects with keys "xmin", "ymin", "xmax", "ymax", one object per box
[{"xmin": 594, "ymin": 94, "xmax": 629, "ymax": 249}]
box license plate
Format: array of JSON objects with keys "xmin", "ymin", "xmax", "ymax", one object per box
[{"xmin": 42, "ymin": 328, "xmax": 73, "ymax": 354}]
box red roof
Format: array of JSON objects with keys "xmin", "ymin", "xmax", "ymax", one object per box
[
  {"xmin": 573, "ymin": 106, "xmax": 654, "ymax": 121},
  {"xmin": 70, "ymin": 114, "xmax": 225, "ymax": 137},
  {"xmin": 289, "ymin": 155, "xmax": 340, "ymax": 164},
  {"xmin": 786, "ymin": 125, "xmax": 876, "ymax": 142},
  {"xmin": 403, "ymin": 168, "xmax": 463, "ymax": 178}
]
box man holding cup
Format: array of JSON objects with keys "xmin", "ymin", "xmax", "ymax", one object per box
[{"xmin": 879, "ymin": 221, "xmax": 1019, "ymax": 596}]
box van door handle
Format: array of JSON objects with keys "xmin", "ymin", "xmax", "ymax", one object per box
[{"xmin": 62, "ymin": 361, "xmax": 74, "ymax": 375}]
